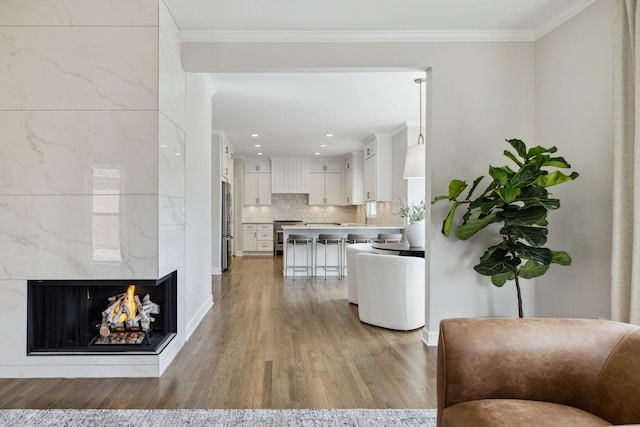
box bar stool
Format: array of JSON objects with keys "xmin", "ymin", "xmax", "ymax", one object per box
[
  {"xmin": 286, "ymin": 234, "xmax": 313, "ymax": 280},
  {"xmin": 375, "ymin": 233, "xmax": 403, "ymax": 243},
  {"xmin": 315, "ymin": 233, "xmax": 343, "ymax": 279},
  {"xmin": 342, "ymin": 233, "xmax": 372, "ymax": 275}
]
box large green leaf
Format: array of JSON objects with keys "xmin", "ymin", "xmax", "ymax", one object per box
[
  {"xmin": 507, "ymin": 139, "xmax": 527, "ymax": 158},
  {"xmin": 518, "ymin": 259, "xmax": 549, "ymax": 279},
  {"xmin": 489, "ymin": 166, "xmax": 510, "ymax": 186},
  {"xmin": 543, "ymin": 156, "xmax": 571, "ymax": 168},
  {"xmin": 519, "ymin": 186, "xmax": 548, "ymax": 199},
  {"xmin": 501, "ymin": 225, "xmax": 548, "ymax": 247},
  {"xmin": 527, "ymin": 145, "xmax": 558, "ymax": 158},
  {"xmin": 495, "ymin": 187, "xmax": 521, "ymax": 203},
  {"xmin": 551, "ymin": 251, "xmax": 572, "ymax": 266},
  {"xmin": 522, "ymin": 197, "xmax": 560, "ymax": 210},
  {"xmin": 514, "ymin": 242, "xmax": 552, "ymax": 266},
  {"xmin": 500, "ymin": 206, "xmax": 548, "ymax": 226},
  {"xmin": 474, "ymin": 246, "xmax": 515, "ymax": 276},
  {"xmin": 491, "ymin": 271, "xmax": 515, "ymax": 287},
  {"xmin": 455, "ymin": 214, "xmax": 498, "ymax": 240},
  {"xmin": 465, "ymin": 176, "xmax": 485, "ymax": 200},
  {"xmin": 509, "ymin": 164, "xmax": 542, "ymax": 188},
  {"xmin": 441, "ymin": 201, "xmax": 460, "ymax": 237},
  {"xmin": 448, "ymin": 179, "xmax": 467, "ymax": 199},
  {"xmin": 536, "ymin": 171, "xmax": 579, "ymax": 187},
  {"xmin": 503, "ymin": 150, "xmax": 524, "ymax": 167}
]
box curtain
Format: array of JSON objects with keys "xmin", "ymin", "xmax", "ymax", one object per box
[{"xmin": 612, "ymin": 0, "xmax": 640, "ymax": 324}]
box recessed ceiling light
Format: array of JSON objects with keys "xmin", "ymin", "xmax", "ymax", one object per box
[
  {"xmin": 254, "ymin": 144, "xmax": 261, "ymax": 148},
  {"xmin": 175, "ymin": 153, "xmax": 181, "ymax": 156},
  {"xmin": 325, "ymin": 133, "xmax": 334, "ymax": 137},
  {"xmin": 160, "ymin": 144, "xmax": 168, "ymax": 148},
  {"xmin": 251, "ymin": 133, "xmax": 259, "ymax": 138},
  {"xmin": 257, "ymin": 152, "xmax": 263, "ymax": 156},
  {"xmin": 320, "ymin": 144, "xmax": 327, "ymax": 148},
  {"xmin": 314, "ymin": 152, "xmax": 321, "ymax": 156}
]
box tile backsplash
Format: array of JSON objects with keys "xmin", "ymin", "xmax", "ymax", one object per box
[{"xmin": 241, "ymin": 194, "xmax": 404, "ymax": 226}]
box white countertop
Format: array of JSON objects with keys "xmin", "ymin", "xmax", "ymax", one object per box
[{"xmin": 282, "ymin": 224, "xmax": 403, "ymax": 230}]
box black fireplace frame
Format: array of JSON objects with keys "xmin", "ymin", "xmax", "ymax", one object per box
[{"xmin": 27, "ymin": 271, "xmax": 177, "ymax": 355}]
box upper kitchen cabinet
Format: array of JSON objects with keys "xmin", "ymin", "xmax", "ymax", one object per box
[
  {"xmin": 344, "ymin": 152, "xmax": 364, "ymax": 205},
  {"xmin": 271, "ymin": 158, "xmax": 309, "ymax": 194},
  {"xmin": 363, "ymin": 133, "xmax": 392, "ymax": 202},
  {"xmin": 212, "ymin": 131, "xmax": 235, "ymax": 183},
  {"xmin": 244, "ymin": 159, "xmax": 271, "ymax": 206},
  {"xmin": 309, "ymin": 160, "xmax": 343, "ymax": 205},
  {"xmin": 222, "ymin": 136, "xmax": 234, "ymax": 182}
]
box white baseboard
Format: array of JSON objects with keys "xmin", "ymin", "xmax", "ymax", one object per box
[
  {"xmin": 211, "ymin": 267, "xmax": 222, "ymax": 275},
  {"xmin": 422, "ymin": 326, "xmax": 439, "ymax": 347},
  {"xmin": 186, "ymin": 295, "xmax": 214, "ymax": 340}
]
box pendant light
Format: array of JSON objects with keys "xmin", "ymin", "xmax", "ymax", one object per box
[{"xmin": 403, "ymin": 78, "xmax": 426, "ymax": 179}]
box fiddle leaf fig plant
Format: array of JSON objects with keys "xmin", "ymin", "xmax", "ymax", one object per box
[{"xmin": 432, "ymin": 139, "xmax": 579, "ymax": 318}]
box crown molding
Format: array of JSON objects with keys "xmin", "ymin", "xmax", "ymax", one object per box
[
  {"xmin": 533, "ymin": 0, "xmax": 596, "ymax": 40},
  {"xmin": 180, "ymin": 29, "xmax": 535, "ymax": 44}
]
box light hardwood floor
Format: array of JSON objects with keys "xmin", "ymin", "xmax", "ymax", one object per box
[{"xmin": 0, "ymin": 256, "xmax": 437, "ymax": 409}]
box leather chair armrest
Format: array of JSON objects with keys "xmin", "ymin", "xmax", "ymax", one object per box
[{"xmin": 437, "ymin": 318, "xmax": 635, "ymax": 426}]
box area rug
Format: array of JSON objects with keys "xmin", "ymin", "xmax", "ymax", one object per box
[{"xmin": 0, "ymin": 409, "xmax": 437, "ymax": 426}]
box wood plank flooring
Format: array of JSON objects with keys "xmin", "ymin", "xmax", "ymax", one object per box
[{"xmin": 0, "ymin": 256, "xmax": 437, "ymax": 409}]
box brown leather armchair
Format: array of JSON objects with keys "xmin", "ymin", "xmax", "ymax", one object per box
[{"xmin": 437, "ymin": 318, "xmax": 640, "ymax": 427}]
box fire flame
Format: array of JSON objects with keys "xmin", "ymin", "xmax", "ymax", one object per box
[{"xmin": 115, "ymin": 285, "xmax": 137, "ymax": 323}]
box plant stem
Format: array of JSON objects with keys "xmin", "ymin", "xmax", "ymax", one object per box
[{"xmin": 514, "ymin": 270, "xmax": 524, "ymax": 318}]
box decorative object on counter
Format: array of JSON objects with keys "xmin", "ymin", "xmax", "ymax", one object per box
[
  {"xmin": 395, "ymin": 198, "xmax": 426, "ymax": 247},
  {"xmin": 403, "ymin": 77, "xmax": 426, "ymax": 179},
  {"xmin": 432, "ymin": 139, "xmax": 579, "ymax": 318}
]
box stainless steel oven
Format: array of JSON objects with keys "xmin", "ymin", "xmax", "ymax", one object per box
[{"xmin": 273, "ymin": 220, "xmax": 304, "ymax": 255}]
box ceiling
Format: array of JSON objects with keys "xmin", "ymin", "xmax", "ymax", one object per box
[{"xmin": 164, "ymin": 0, "xmax": 594, "ymax": 158}]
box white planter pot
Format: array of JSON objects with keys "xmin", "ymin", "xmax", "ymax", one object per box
[{"xmin": 404, "ymin": 220, "xmax": 425, "ymax": 247}]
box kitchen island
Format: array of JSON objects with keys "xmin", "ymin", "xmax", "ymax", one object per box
[{"xmin": 281, "ymin": 224, "xmax": 403, "ymax": 277}]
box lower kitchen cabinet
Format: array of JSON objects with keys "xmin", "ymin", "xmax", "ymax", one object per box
[{"xmin": 243, "ymin": 223, "xmax": 273, "ymax": 254}]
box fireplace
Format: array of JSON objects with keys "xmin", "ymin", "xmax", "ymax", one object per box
[{"xmin": 27, "ymin": 271, "xmax": 177, "ymax": 355}]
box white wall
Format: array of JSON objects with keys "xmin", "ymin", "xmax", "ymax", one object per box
[
  {"xmin": 534, "ymin": 0, "xmax": 614, "ymax": 319},
  {"xmin": 182, "ymin": 41, "xmax": 536, "ymax": 344},
  {"xmin": 185, "ymin": 74, "xmax": 214, "ymax": 338}
]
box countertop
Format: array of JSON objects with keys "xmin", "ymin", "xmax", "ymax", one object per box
[{"xmin": 281, "ymin": 224, "xmax": 403, "ymax": 230}]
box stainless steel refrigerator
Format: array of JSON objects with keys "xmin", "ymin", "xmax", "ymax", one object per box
[{"xmin": 222, "ymin": 181, "xmax": 233, "ymax": 271}]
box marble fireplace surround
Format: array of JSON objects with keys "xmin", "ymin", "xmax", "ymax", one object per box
[{"xmin": 0, "ymin": 2, "xmax": 195, "ymax": 378}]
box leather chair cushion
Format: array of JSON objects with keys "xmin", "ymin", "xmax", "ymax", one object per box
[{"xmin": 442, "ymin": 399, "xmax": 612, "ymax": 427}]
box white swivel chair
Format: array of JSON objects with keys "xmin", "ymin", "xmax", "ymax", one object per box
[
  {"xmin": 345, "ymin": 243, "xmax": 377, "ymax": 304},
  {"xmin": 355, "ymin": 252, "xmax": 425, "ymax": 331}
]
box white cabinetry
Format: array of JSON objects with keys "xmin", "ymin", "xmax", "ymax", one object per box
[
  {"xmin": 243, "ymin": 223, "xmax": 273, "ymax": 253},
  {"xmin": 344, "ymin": 152, "xmax": 364, "ymax": 205},
  {"xmin": 244, "ymin": 159, "xmax": 271, "ymax": 206},
  {"xmin": 363, "ymin": 133, "xmax": 392, "ymax": 202},
  {"xmin": 222, "ymin": 137, "xmax": 234, "ymax": 182},
  {"xmin": 213, "ymin": 131, "xmax": 234, "ymax": 183},
  {"xmin": 309, "ymin": 160, "xmax": 342, "ymax": 205},
  {"xmin": 242, "ymin": 224, "xmax": 257, "ymax": 252},
  {"xmin": 271, "ymin": 158, "xmax": 309, "ymax": 193}
]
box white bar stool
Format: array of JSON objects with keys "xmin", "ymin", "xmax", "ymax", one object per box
[
  {"xmin": 286, "ymin": 234, "xmax": 313, "ymax": 280},
  {"xmin": 342, "ymin": 233, "xmax": 372, "ymax": 276},
  {"xmin": 374, "ymin": 233, "xmax": 403, "ymax": 243},
  {"xmin": 315, "ymin": 233, "xmax": 343, "ymax": 279}
]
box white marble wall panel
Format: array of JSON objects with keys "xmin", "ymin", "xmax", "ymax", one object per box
[
  {"xmin": 0, "ymin": 111, "xmax": 158, "ymax": 195},
  {"xmin": 159, "ymin": 1, "xmax": 186, "ymax": 130},
  {"xmin": 158, "ymin": 113, "xmax": 186, "ymax": 198},
  {"xmin": 0, "ymin": 0, "xmax": 158, "ymax": 26},
  {"xmin": 0, "ymin": 195, "xmax": 158, "ymax": 280},
  {"xmin": 0, "ymin": 280, "xmax": 27, "ymax": 360},
  {"xmin": 158, "ymin": 195, "xmax": 185, "ymax": 278},
  {"xmin": 0, "ymin": 27, "xmax": 158, "ymax": 111}
]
